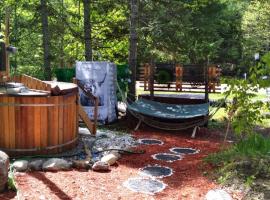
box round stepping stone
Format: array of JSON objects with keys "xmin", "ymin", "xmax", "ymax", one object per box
[
  {"xmin": 169, "ymin": 147, "xmax": 199, "ymax": 155},
  {"xmin": 123, "ymin": 177, "xmax": 166, "ymax": 194},
  {"xmin": 138, "ymin": 138, "xmax": 164, "ymax": 145},
  {"xmin": 139, "ymin": 165, "xmax": 173, "ymax": 178},
  {"xmin": 152, "ymin": 153, "xmax": 182, "ymax": 162}
]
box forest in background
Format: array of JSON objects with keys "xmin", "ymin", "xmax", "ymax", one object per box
[{"xmin": 0, "ymin": 0, "xmax": 270, "ymax": 79}]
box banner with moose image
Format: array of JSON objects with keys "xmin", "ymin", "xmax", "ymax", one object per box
[{"xmin": 76, "ymin": 61, "xmax": 117, "ymax": 124}]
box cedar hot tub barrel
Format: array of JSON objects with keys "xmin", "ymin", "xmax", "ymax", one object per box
[{"xmin": 0, "ymin": 81, "xmax": 78, "ymax": 156}]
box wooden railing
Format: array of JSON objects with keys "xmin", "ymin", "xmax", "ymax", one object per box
[{"xmin": 73, "ymin": 78, "xmax": 98, "ymax": 135}]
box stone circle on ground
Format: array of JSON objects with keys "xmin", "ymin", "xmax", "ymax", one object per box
[
  {"xmin": 139, "ymin": 165, "xmax": 173, "ymax": 178},
  {"xmin": 123, "ymin": 177, "xmax": 167, "ymax": 195},
  {"xmin": 169, "ymin": 147, "xmax": 199, "ymax": 155},
  {"xmin": 152, "ymin": 153, "xmax": 182, "ymax": 162},
  {"xmin": 137, "ymin": 138, "xmax": 164, "ymax": 145}
]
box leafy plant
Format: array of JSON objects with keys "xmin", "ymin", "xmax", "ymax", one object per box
[
  {"xmin": 224, "ymin": 52, "xmax": 270, "ymax": 137},
  {"xmin": 206, "ymin": 134, "xmax": 270, "ymax": 183},
  {"xmin": 117, "ymin": 64, "xmax": 131, "ymax": 101},
  {"xmin": 11, "ymin": 65, "xmax": 45, "ymax": 80},
  {"xmin": 206, "ymin": 52, "xmax": 270, "ymax": 188},
  {"xmin": 8, "ymin": 166, "xmax": 17, "ymax": 191},
  {"xmin": 156, "ymin": 70, "xmax": 171, "ymax": 84}
]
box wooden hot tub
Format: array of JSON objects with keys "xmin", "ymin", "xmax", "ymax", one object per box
[{"xmin": 0, "ymin": 77, "xmax": 78, "ymax": 156}]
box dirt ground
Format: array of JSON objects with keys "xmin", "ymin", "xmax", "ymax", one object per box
[{"xmin": 0, "ymin": 128, "xmax": 244, "ymax": 200}]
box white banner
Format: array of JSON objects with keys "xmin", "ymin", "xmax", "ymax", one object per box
[{"xmin": 76, "ymin": 61, "xmax": 117, "ymax": 124}]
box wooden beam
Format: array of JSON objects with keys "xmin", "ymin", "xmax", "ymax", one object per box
[{"xmin": 78, "ymin": 105, "xmax": 95, "ymax": 135}]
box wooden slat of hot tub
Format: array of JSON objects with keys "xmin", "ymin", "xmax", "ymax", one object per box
[
  {"xmin": 15, "ymin": 97, "xmax": 22, "ymax": 149},
  {"xmin": 27, "ymin": 97, "xmax": 35, "ymax": 148},
  {"xmin": 47, "ymin": 96, "xmax": 58, "ymax": 154},
  {"xmin": 63, "ymin": 96, "xmax": 68, "ymax": 144},
  {"xmin": 0, "ymin": 91, "xmax": 78, "ymax": 156},
  {"xmin": 67, "ymin": 95, "xmax": 74, "ymax": 144},
  {"xmin": 58, "ymin": 95, "xmax": 64, "ymax": 152},
  {"xmin": 40, "ymin": 97, "xmax": 48, "ymax": 150},
  {"xmin": 19, "ymin": 97, "xmax": 27, "ymax": 148},
  {"xmin": 53, "ymin": 96, "xmax": 59, "ymax": 153},
  {"xmin": 34, "ymin": 97, "xmax": 41, "ymax": 148},
  {"xmin": 8, "ymin": 97, "xmax": 15, "ymax": 149},
  {"xmin": 3, "ymin": 97, "xmax": 9, "ymax": 148}
]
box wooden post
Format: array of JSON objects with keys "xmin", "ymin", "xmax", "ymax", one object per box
[
  {"xmin": 144, "ymin": 63, "xmax": 150, "ymax": 91},
  {"xmin": 175, "ymin": 64, "xmax": 183, "ymax": 92},
  {"xmin": 208, "ymin": 64, "xmax": 217, "ymax": 93},
  {"xmin": 204, "ymin": 65, "xmax": 209, "ymax": 102},
  {"xmin": 149, "ymin": 62, "xmax": 154, "ymax": 100}
]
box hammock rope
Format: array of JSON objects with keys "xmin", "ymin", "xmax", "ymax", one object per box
[{"xmin": 117, "ymin": 82, "xmax": 227, "ymax": 134}]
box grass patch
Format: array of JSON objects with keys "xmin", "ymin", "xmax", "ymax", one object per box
[
  {"xmin": 136, "ymin": 87, "xmax": 267, "ymax": 101},
  {"xmin": 205, "ymin": 134, "xmax": 270, "ymax": 185}
]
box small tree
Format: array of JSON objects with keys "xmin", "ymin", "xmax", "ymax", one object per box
[{"xmin": 225, "ymin": 52, "xmax": 270, "ymax": 138}]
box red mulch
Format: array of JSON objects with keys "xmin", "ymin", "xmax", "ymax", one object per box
[{"xmin": 0, "ymin": 128, "xmax": 243, "ymax": 200}]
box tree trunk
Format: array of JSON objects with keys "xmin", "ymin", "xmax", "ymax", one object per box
[
  {"xmin": 83, "ymin": 0, "xmax": 92, "ymax": 61},
  {"xmin": 128, "ymin": 0, "xmax": 138, "ymax": 102},
  {"xmin": 40, "ymin": 0, "xmax": 51, "ymax": 80}
]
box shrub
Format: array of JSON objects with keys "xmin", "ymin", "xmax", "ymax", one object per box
[
  {"xmin": 156, "ymin": 70, "xmax": 171, "ymax": 84},
  {"xmin": 12, "ymin": 65, "xmax": 45, "ymax": 80}
]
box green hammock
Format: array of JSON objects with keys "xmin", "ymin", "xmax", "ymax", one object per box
[{"xmin": 128, "ymin": 99, "xmax": 209, "ymax": 120}]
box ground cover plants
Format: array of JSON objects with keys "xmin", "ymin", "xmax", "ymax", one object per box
[{"xmin": 205, "ymin": 52, "xmax": 270, "ymax": 199}]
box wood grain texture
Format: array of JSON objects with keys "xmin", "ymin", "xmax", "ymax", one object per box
[{"xmin": 0, "ymin": 93, "xmax": 78, "ymax": 156}]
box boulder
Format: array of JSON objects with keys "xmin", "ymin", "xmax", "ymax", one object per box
[
  {"xmin": 92, "ymin": 161, "xmax": 110, "ymax": 172},
  {"xmin": 205, "ymin": 189, "xmax": 232, "ymax": 200},
  {"xmin": 0, "ymin": 151, "xmax": 9, "ymax": 192},
  {"xmin": 42, "ymin": 158, "xmax": 71, "ymax": 171},
  {"xmin": 13, "ymin": 160, "xmax": 28, "ymax": 172},
  {"xmin": 79, "ymin": 127, "xmax": 91, "ymax": 136},
  {"xmin": 29, "ymin": 159, "xmax": 44, "ymax": 171}
]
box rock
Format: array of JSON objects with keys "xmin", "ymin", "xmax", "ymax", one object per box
[
  {"xmin": 92, "ymin": 161, "xmax": 110, "ymax": 172},
  {"xmin": 109, "ymin": 150, "xmax": 121, "ymax": 159},
  {"xmin": 101, "ymin": 152, "xmax": 120, "ymax": 166},
  {"xmin": 42, "ymin": 158, "xmax": 71, "ymax": 171},
  {"xmin": 0, "ymin": 151, "xmax": 9, "ymax": 192},
  {"xmin": 13, "ymin": 160, "xmax": 28, "ymax": 172},
  {"xmin": 29, "ymin": 159, "xmax": 44, "ymax": 171},
  {"xmin": 205, "ymin": 189, "xmax": 232, "ymax": 200},
  {"xmin": 79, "ymin": 127, "xmax": 91, "ymax": 136},
  {"xmin": 93, "ymin": 132, "xmax": 136, "ymax": 152},
  {"xmin": 72, "ymin": 160, "xmax": 93, "ymax": 170}
]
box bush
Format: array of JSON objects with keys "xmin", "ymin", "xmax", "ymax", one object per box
[
  {"xmin": 12, "ymin": 65, "xmax": 45, "ymax": 80},
  {"xmin": 156, "ymin": 70, "xmax": 171, "ymax": 84},
  {"xmin": 54, "ymin": 68, "xmax": 75, "ymax": 82},
  {"xmin": 117, "ymin": 64, "xmax": 130, "ymax": 101},
  {"xmin": 205, "ymin": 134, "xmax": 270, "ymax": 183}
]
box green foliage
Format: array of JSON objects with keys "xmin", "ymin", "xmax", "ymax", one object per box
[
  {"xmin": 8, "ymin": 166, "xmax": 17, "ymax": 191},
  {"xmin": 224, "ymin": 52, "xmax": 270, "ymax": 136},
  {"xmin": 13, "ymin": 65, "xmax": 45, "ymax": 80},
  {"xmin": 241, "ymin": 0, "xmax": 270, "ymax": 64},
  {"xmin": 156, "ymin": 70, "xmax": 171, "ymax": 84},
  {"xmin": 206, "ymin": 52, "xmax": 270, "ymax": 187},
  {"xmin": 54, "ymin": 67, "xmax": 75, "ymax": 82},
  {"xmin": 117, "ymin": 64, "xmax": 130, "ymax": 101},
  {"xmin": 205, "ymin": 134, "xmax": 270, "ymax": 183}
]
